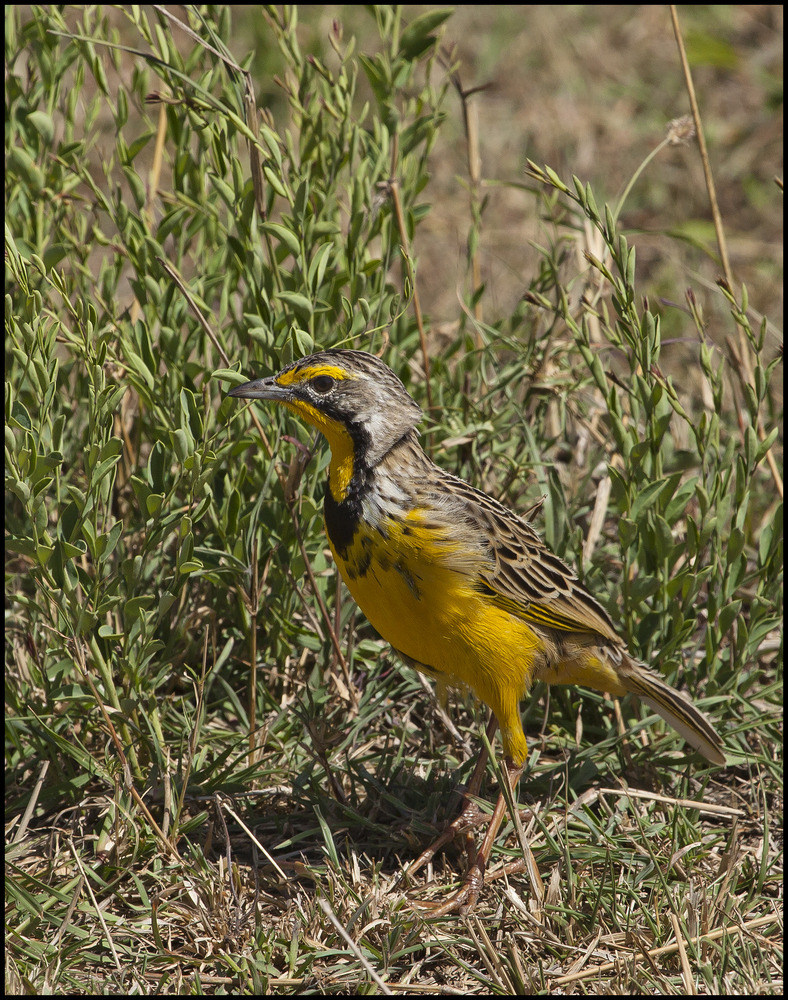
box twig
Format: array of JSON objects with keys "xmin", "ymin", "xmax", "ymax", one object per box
[
  {"xmin": 387, "ymin": 136, "xmax": 433, "ymax": 410},
  {"xmin": 12, "ymin": 760, "xmax": 49, "ymax": 844},
  {"xmin": 317, "ymin": 897, "xmax": 394, "ymax": 995},
  {"xmin": 67, "ymin": 841, "xmax": 123, "ymax": 971},
  {"xmin": 598, "ymin": 786, "xmax": 743, "ymax": 818},
  {"xmin": 550, "ymin": 913, "xmax": 779, "ymax": 987},
  {"xmin": 220, "ymin": 799, "xmax": 290, "ymax": 882},
  {"xmin": 668, "ymin": 6, "xmax": 732, "ymax": 288},
  {"xmin": 670, "ymin": 911, "xmax": 697, "ymax": 996},
  {"xmin": 441, "ymin": 47, "xmax": 490, "ymax": 332},
  {"xmin": 248, "ymin": 538, "xmax": 259, "ymax": 759},
  {"xmin": 583, "ymin": 473, "xmax": 611, "ymax": 562},
  {"xmin": 670, "ymin": 6, "xmax": 782, "ymax": 499}
]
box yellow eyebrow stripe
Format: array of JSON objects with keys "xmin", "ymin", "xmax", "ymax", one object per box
[{"xmin": 276, "ymin": 364, "xmax": 353, "ymax": 387}]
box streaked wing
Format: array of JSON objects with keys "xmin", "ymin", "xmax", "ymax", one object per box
[{"xmin": 436, "ymin": 469, "xmax": 621, "ymax": 643}]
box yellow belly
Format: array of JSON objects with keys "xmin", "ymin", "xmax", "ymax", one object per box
[{"xmin": 327, "ymin": 509, "xmax": 541, "ymax": 765}]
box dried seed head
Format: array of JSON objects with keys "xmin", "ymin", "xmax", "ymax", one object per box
[{"xmin": 667, "ymin": 115, "xmax": 696, "ymax": 146}]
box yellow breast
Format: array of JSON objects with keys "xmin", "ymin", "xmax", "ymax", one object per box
[{"xmin": 327, "ymin": 507, "xmax": 542, "ymax": 724}]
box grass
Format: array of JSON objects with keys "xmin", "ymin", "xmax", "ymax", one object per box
[{"xmin": 5, "ymin": 5, "xmax": 783, "ymax": 995}]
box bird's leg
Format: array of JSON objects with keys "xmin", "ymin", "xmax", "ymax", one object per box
[
  {"xmin": 461, "ymin": 756, "xmax": 526, "ymax": 912},
  {"xmin": 410, "ymin": 755, "xmax": 526, "ymax": 917},
  {"xmin": 404, "ymin": 713, "xmax": 498, "ymax": 881},
  {"xmin": 404, "ymin": 709, "xmax": 537, "ymax": 916}
]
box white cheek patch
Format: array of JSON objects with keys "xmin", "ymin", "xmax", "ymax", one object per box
[{"xmin": 364, "ymin": 406, "xmax": 392, "ymax": 447}]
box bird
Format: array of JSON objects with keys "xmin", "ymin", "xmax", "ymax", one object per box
[{"xmin": 228, "ymin": 348, "xmax": 725, "ymax": 912}]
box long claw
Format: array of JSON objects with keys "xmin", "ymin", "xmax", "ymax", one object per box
[
  {"xmin": 402, "ymin": 716, "xmax": 535, "ymax": 916},
  {"xmin": 401, "ymin": 714, "xmax": 497, "ymax": 883}
]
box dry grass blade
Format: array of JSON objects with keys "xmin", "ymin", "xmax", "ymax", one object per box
[
  {"xmin": 550, "ymin": 913, "xmax": 782, "ymax": 988},
  {"xmin": 316, "ymin": 897, "xmax": 394, "ymax": 995}
]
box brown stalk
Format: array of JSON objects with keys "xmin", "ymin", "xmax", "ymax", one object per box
[
  {"xmin": 670, "ymin": 5, "xmax": 782, "ymax": 498},
  {"xmin": 387, "ymin": 136, "xmax": 434, "ymax": 411}
]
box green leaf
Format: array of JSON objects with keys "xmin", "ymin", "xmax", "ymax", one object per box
[
  {"xmin": 6, "ymin": 535, "xmax": 36, "ymax": 558},
  {"xmin": 8, "ymin": 146, "xmax": 44, "ymax": 192},
  {"xmin": 307, "ymin": 241, "xmax": 335, "ymax": 293},
  {"xmin": 214, "ymin": 368, "xmax": 246, "ymax": 384},
  {"xmin": 27, "ymin": 110, "xmax": 55, "ymax": 144},
  {"xmin": 629, "ymin": 478, "xmax": 672, "ymax": 522},
  {"xmin": 717, "ymin": 600, "xmax": 743, "ymax": 636},
  {"xmin": 148, "ymin": 441, "xmax": 166, "ymax": 492},
  {"xmin": 726, "ymin": 526, "xmax": 745, "ymax": 565},
  {"xmin": 399, "ymin": 9, "xmax": 453, "ymax": 60},
  {"xmin": 276, "ymin": 291, "xmax": 313, "ymax": 316},
  {"xmin": 98, "ymin": 624, "xmax": 124, "ymax": 640},
  {"xmin": 7, "ymin": 479, "xmax": 31, "ymax": 504},
  {"xmin": 359, "ymin": 53, "xmax": 391, "ymax": 106},
  {"xmin": 91, "ymin": 453, "xmax": 121, "ymax": 488},
  {"xmin": 98, "ymin": 521, "xmax": 124, "ymax": 564},
  {"xmin": 755, "ymin": 425, "xmax": 779, "ymax": 463},
  {"xmin": 57, "ymin": 538, "xmax": 87, "ymax": 562},
  {"xmin": 146, "ymin": 494, "xmax": 164, "ymax": 517},
  {"xmin": 261, "ymin": 222, "xmax": 301, "ymax": 256},
  {"xmin": 291, "ymin": 326, "xmax": 314, "ymax": 355},
  {"xmin": 178, "ymin": 559, "xmax": 204, "ymax": 574},
  {"xmin": 263, "ymin": 166, "xmax": 289, "ymax": 200},
  {"xmin": 121, "ymin": 342, "xmax": 155, "ymax": 391},
  {"xmin": 123, "ymin": 596, "xmax": 154, "ymax": 628},
  {"xmin": 664, "ymin": 476, "xmax": 698, "ymax": 525}
]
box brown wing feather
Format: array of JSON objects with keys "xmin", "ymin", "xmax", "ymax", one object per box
[{"xmin": 430, "ymin": 466, "xmax": 621, "ymax": 644}]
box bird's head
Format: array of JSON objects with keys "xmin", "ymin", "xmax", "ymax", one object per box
[{"xmin": 228, "ymin": 349, "xmax": 423, "ymax": 476}]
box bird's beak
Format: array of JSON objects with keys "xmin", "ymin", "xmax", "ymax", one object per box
[{"xmin": 227, "ymin": 375, "xmax": 290, "ymax": 402}]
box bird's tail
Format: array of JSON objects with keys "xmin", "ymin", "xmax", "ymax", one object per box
[{"xmin": 617, "ymin": 656, "xmax": 726, "ymax": 765}]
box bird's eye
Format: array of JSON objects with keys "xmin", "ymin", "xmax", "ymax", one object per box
[{"xmin": 311, "ymin": 375, "xmax": 335, "ymax": 395}]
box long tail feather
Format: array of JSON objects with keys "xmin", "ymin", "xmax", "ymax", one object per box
[{"xmin": 619, "ymin": 658, "xmax": 726, "ymax": 765}]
